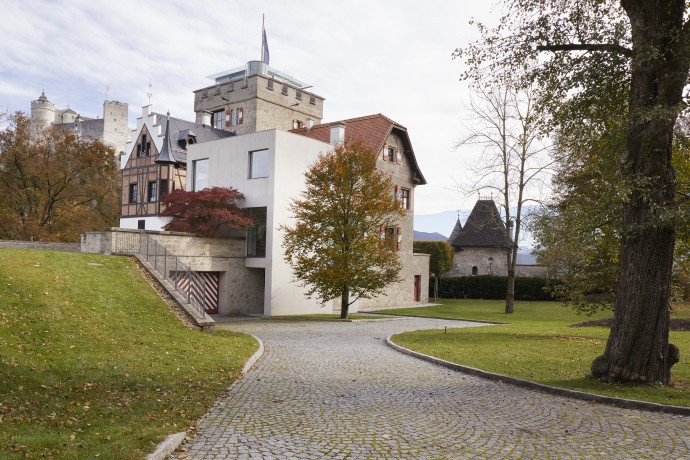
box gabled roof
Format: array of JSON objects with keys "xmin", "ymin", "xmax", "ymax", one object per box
[
  {"xmin": 450, "ymin": 199, "xmax": 507, "ymax": 248},
  {"xmin": 291, "ymin": 113, "xmax": 427, "ymax": 185}
]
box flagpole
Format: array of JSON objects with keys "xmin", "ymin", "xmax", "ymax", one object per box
[
  {"xmin": 260, "ymin": 14, "xmax": 269, "ymax": 65},
  {"xmin": 261, "ymin": 14, "xmax": 265, "ymax": 63}
]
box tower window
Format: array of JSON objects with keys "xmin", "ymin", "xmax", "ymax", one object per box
[{"xmin": 212, "ymin": 110, "xmax": 224, "ymax": 129}]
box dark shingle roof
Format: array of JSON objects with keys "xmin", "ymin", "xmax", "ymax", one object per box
[
  {"xmin": 152, "ymin": 112, "xmax": 233, "ymax": 164},
  {"xmin": 450, "ymin": 200, "xmax": 507, "ymax": 248},
  {"xmin": 291, "ymin": 114, "xmax": 427, "ymax": 185},
  {"xmin": 447, "ymin": 218, "xmax": 463, "ymax": 244}
]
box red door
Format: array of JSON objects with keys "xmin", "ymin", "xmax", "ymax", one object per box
[{"xmin": 414, "ymin": 275, "xmax": 421, "ymax": 302}]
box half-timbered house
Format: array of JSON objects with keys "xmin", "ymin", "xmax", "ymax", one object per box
[{"xmin": 119, "ymin": 105, "xmax": 233, "ymax": 230}]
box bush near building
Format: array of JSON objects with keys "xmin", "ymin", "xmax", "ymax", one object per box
[{"xmin": 439, "ymin": 275, "xmax": 557, "ymax": 301}]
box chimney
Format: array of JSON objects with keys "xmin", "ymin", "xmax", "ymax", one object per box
[
  {"xmin": 201, "ymin": 111, "xmax": 211, "ymax": 126},
  {"xmin": 142, "ymin": 105, "xmax": 152, "ymax": 117},
  {"xmin": 330, "ymin": 123, "xmax": 345, "ymax": 146},
  {"xmin": 306, "ymin": 118, "xmax": 313, "ymax": 133}
]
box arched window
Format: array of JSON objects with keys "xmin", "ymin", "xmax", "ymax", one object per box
[{"xmin": 472, "ymin": 266, "xmax": 478, "ymax": 276}]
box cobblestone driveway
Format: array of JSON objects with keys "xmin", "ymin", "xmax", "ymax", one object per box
[{"xmin": 183, "ymin": 317, "xmax": 690, "ymax": 459}]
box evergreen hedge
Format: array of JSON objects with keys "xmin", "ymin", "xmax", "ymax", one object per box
[{"xmin": 437, "ymin": 275, "xmax": 558, "ymax": 301}]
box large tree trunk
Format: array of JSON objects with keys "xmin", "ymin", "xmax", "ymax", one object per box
[
  {"xmin": 340, "ymin": 285, "xmax": 350, "ymax": 319},
  {"xmin": 592, "ymin": 0, "xmax": 686, "ymax": 384}
]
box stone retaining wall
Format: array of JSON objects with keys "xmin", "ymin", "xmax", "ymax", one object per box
[
  {"xmin": 0, "ymin": 240, "xmax": 81, "ymax": 252},
  {"xmin": 82, "ymin": 228, "xmax": 262, "ymax": 316}
]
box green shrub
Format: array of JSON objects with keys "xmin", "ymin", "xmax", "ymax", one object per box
[{"xmin": 438, "ymin": 275, "xmax": 558, "ymax": 301}]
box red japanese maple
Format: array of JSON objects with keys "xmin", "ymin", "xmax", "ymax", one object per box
[{"xmin": 160, "ymin": 187, "xmax": 254, "ymax": 237}]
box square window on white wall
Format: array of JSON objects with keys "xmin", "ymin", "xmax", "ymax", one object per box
[
  {"xmin": 249, "ymin": 149, "xmax": 269, "ymax": 179},
  {"xmin": 193, "ymin": 159, "xmax": 209, "ymax": 191}
]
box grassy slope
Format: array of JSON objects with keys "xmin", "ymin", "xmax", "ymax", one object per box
[
  {"xmin": 386, "ymin": 300, "xmax": 690, "ymax": 407},
  {"xmin": 0, "ymin": 249, "xmax": 258, "ymax": 459}
]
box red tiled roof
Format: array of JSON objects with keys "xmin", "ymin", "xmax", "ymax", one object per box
[
  {"xmin": 291, "ymin": 113, "xmax": 398, "ymax": 154},
  {"xmin": 291, "ymin": 113, "xmax": 427, "ymax": 185}
]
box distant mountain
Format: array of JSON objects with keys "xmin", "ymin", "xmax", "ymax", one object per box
[
  {"xmin": 413, "ymin": 230, "xmax": 448, "ymax": 241},
  {"xmin": 516, "ymin": 251, "xmax": 538, "ymax": 265},
  {"xmin": 414, "ymin": 210, "xmax": 463, "ymax": 237}
]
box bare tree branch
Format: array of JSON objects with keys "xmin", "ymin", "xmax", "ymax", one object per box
[{"xmin": 537, "ymin": 43, "xmax": 633, "ymax": 57}]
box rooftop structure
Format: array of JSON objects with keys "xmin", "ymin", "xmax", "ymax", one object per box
[{"xmin": 193, "ymin": 61, "xmax": 325, "ymax": 136}]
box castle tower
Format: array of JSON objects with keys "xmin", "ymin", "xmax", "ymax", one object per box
[
  {"xmin": 30, "ymin": 91, "xmax": 55, "ymax": 130},
  {"xmin": 193, "ymin": 61, "xmax": 325, "ymax": 136},
  {"xmin": 102, "ymin": 100, "xmax": 130, "ymax": 157}
]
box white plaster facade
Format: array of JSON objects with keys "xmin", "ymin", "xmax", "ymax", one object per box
[
  {"xmin": 188, "ymin": 129, "xmax": 331, "ymax": 315},
  {"xmin": 187, "ymin": 127, "xmax": 430, "ymax": 316}
]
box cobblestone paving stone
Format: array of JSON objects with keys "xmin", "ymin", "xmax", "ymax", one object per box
[{"xmin": 182, "ymin": 317, "xmax": 690, "ymax": 459}]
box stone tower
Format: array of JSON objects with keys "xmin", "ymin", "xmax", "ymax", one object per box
[
  {"xmin": 30, "ymin": 91, "xmax": 55, "ymax": 130},
  {"xmin": 102, "ymin": 100, "xmax": 130, "ymax": 156},
  {"xmin": 193, "ymin": 60, "xmax": 324, "ymax": 136}
]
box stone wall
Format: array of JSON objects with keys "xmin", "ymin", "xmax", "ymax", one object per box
[
  {"xmin": 445, "ymin": 246, "xmax": 549, "ymax": 278},
  {"xmin": 516, "ymin": 264, "xmax": 549, "ymax": 278},
  {"xmin": 0, "ymin": 240, "xmax": 81, "ymax": 252},
  {"xmin": 81, "ymin": 228, "xmax": 263, "ymax": 316},
  {"xmin": 447, "ymin": 247, "xmax": 507, "ymax": 277}
]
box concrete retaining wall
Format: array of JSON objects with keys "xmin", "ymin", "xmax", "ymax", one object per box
[{"xmin": 82, "ymin": 228, "xmax": 262, "ymax": 316}]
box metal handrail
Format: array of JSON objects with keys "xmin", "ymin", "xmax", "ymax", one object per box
[{"xmin": 114, "ymin": 231, "xmax": 210, "ymax": 320}]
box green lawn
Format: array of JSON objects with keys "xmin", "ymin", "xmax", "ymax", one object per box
[
  {"xmin": 384, "ymin": 300, "xmax": 690, "ymax": 407},
  {"xmin": 0, "ymin": 249, "xmax": 258, "ymax": 459}
]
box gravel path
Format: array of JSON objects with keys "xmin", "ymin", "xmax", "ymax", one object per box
[{"xmin": 182, "ymin": 317, "xmax": 690, "ymax": 459}]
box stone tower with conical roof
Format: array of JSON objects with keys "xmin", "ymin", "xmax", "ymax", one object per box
[{"xmin": 30, "ymin": 91, "xmax": 56, "ymax": 130}]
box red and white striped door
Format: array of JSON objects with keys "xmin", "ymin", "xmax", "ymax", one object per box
[{"xmin": 171, "ymin": 271, "xmax": 219, "ymax": 314}]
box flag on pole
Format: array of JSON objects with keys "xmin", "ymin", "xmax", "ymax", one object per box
[{"xmin": 261, "ymin": 15, "xmax": 270, "ymax": 65}]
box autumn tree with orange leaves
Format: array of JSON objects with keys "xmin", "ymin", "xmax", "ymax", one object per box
[
  {"xmin": 281, "ymin": 142, "xmax": 405, "ymax": 319},
  {"xmin": 0, "ymin": 112, "xmax": 120, "ymax": 242}
]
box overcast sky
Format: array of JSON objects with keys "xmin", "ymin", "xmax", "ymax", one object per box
[{"xmin": 1, "ymin": 0, "xmax": 505, "ymax": 233}]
